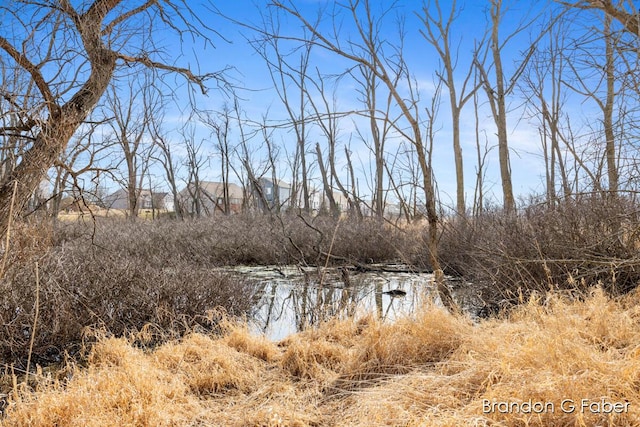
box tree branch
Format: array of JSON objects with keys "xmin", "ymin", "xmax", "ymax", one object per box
[
  {"xmin": 103, "ymin": 0, "xmax": 156, "ymax": 36},
  {"xmin": 116, "ymin": 53, "xmax": 211, "ymax": 94},
  {"xmin": 0, "ymin": 36, "xmax": 57, "ymax": 114}
]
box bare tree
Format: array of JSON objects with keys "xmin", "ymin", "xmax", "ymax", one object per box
[
  {"xmin": 305, "ymin": 69, "xmax": 354, "ymax": 218},
  {"xmin": 474, "ymin": 0, "xmax": 515, "ymax": 211},
  {"xmin": 561, "ymin": 1, "xmax": 640, "ymax": 196},
  {"xmin": 419, "ymin": 0, "xmax": 481, "ymax": 215},
  {"xmin": 350, "ymin": 63, "xmax": 397, "ymax": 220},
  {"xmin": 384, "ymin": 147, "xmax": 414, "ymax": 222},
  {"xmin": 226, "ymin": 101, "xmax": 254, "ymax": 212},
  {"xmin": 262, "ymin": 117, "xmax": 283, "ymax": 214},
  {"xmin": 149, "ymin": 111, "xmax": 184, "ymax": 220},
  {"xmin": 343, "ymin": 143, "xmax": 364, "ymax": 218},
  {"xmin": 233, "ymin": 100, "xmax": 271, "ymax": 213},
  {"xmin": 217, "ymin": 108, "xmax": 234, "ymax": 216},
  {"xmin": 520, "ymin": 11, "xmax": 574, "ymax": 204},
  {"xmin": 182, "ymin": 123, "xmax": 207, "ymax": 218},
  {"xmin": 49, "ymin": 120, "xmax": 114, "ymax": 217},
  {"xmin": 104, "ymin": 78, "xmax": 157, "ymax": 218},
  {"xmin": 198, "ymin": 105, "xmax": 236, "ymax": 215},
  {"xmin": 602, "ymin": 13, "xmax": 619, "ymax": 193},
  {"xmin": 315, "ymin": 142, "xmax": 339, "ymax": 217},
  {"xmin": 471, "ymin": 66, "xmax": 488, "ymax": 215},
  {"xmin": 474, "ymin": 0, "xmax": 546, "ymax": 211},
  {"xmin": 561, "ymin": 11, "xmax": 624, "ymax": 194},
  {"xmin": 567, "ymin": 14, "xmax": 619, "ymax": 193},
  {"xmin": 268, "ymin": 0, "xmax": 456, "ymax": 311},
  {"xmin": 250, "ymin": 10, "xmax": 314, "ymax": 213},
  {"xmin": 0, "ymin": 1, "xmax": 221, "ymax": 235}
]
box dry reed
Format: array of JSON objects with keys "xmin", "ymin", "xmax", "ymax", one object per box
[{"xmin": 3, "ymin": 288, "xmax": 640, "ymax": 426}]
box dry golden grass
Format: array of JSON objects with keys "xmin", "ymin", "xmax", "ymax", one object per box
[
  {"xmin": 3, "ymin": 289, "xmax": 640, "ymax": 426},
  {"xmin": 57, "ymin": 208, "xmax": 167, "ymax": 221}
]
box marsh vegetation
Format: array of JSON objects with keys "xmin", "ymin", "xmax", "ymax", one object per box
[
  {"xmin": 2, "ymin": 194, "xmax": 640, "ymax": 424},
  {"xmin": 2, "ymin": 0, "xmax": 640, "ymax": 425}
]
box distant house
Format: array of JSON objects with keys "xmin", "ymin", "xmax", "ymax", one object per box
[
  {"xmin": 26, "ymin": 179, "xmax": 52, "ymax": 212},
  {"xmin": 153, "ymin": 192, "xmax": 174, "ymax": 212},
  {"xmin": 104, "ymin": 189, "xmax": 174, "ymax": 213},
  {"xmin": 252, "ymin": 177, "xmax": 291, "ymax": 211},
  {"xmin": 179, "ymin": 181, "xmax": 244, "ymax": 216},
  {"xmin": 309, "ymin": 188, "xmax": 350, "ymax": 214},
  {"xmin": 360, "ymin": 200, "xmax": 403, "ymax": 219}
]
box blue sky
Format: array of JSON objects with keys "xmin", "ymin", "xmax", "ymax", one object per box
[
  {"xmin": 207, "ymin": 1, "xmax": 543, "ymax": 205},
  {"xmin": 93, "ymin": 0, "xmax": 621, "ymax": 209}
]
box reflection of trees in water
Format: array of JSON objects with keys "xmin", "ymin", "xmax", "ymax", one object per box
[
  {"xmin": 258, "ymin": 270, "xmax": 367, "ymax": 335},
  {"xmin": 251, "ymin": 267, "xmax": 437, "ymax": 339}
]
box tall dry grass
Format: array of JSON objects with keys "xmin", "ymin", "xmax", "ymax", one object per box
[{"xmin": 3, "ymin": 288, "xmax": 640, "ymax": 426}]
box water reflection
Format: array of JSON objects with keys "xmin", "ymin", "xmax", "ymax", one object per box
[{"xmin": 223, "ymin": 265, "xmax": 441, "ymax": 341}]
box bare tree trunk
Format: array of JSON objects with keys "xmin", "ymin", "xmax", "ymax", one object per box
[
  {"xmin": 603, "ymin": 14, "xmax": 618, "ymax": 194},
  {"xmin": 126, "ymin": 158, "xmax": 139, "ymax": 218},
  {"xmin": 217, "ymin": 109, "xmax": 232, "ymax": 215},
  {"xmin": 315, "ymin": 143, "xmax": 339, "ymax": 218},
  {"xmin": 490, "ymin": 0, "xmax": 514, "ymax": 212},
  {"xmin": 244, "ymin": 159, "xmax": 271, "ymax": 214},
  {"xmin": 472, "ymin": 70, "xmax": 485, "ymax": 216},
  {"xmin": 366, "ymin": 68, "xmax": 387, "ymax": 220},
  {"xmin": 344, "ymin": 146, "xmax": 363, "ymax": 219},
  {"xmin": 265, "ymin": 129, "xmax": 281, "ymax": 214},
  {"xmin": 184, "ymin": 126, "xmax": 205, "ymax": 218},
  {"xmin": 420, "ymin": 0, "xmax": 480, "ymax": 215}
]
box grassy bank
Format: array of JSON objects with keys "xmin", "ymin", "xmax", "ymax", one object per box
[{"xmin": 2, "ymin": 288, "xmax": 639, "ymax": 426}]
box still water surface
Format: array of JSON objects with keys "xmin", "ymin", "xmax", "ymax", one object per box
[{"xmin": 220, "ymin": 265, "xmax": 473, "ymax": 341}]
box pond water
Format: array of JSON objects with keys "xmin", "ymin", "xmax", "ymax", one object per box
[{"xmin": 220, "ymin": 265, "xmax": 478, "ymax": 341}]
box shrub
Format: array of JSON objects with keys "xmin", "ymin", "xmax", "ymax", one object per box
[
  {"xmin": 0, "ymin": 220, "xmax": 258, "ymax": 367},
  {"xmin": 0, "ymin": 214, "xmax": 421, "ymax": 368},
  {"xmin": 438, "ymin": 194, "xmax": 640, "ymax": 313}
]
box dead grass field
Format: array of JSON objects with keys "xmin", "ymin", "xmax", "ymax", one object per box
[
  {"xmin": 2, "ymin": 287, "xmax": 640, "ymax": 426},
  {"xmin": 57, "ymin": 208, "xmax": 162, "ymax": 221}
]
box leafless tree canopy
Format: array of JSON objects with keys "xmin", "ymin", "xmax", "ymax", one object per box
[{"xmin": 0, "ymin": 0, "xmax": 222, "ymax": 235}]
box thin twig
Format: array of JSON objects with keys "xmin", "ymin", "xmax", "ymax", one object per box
[
  {"xmin": 0, "ymin": 180, "xmax": 18, "ymax": 279},
  {"xmin": 25, "ymin": 261, "xmax": 40, "ymax": 383},
  {"xmin": 319, "ymin": 218, "xmax": 341, "ymax": 287}
]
